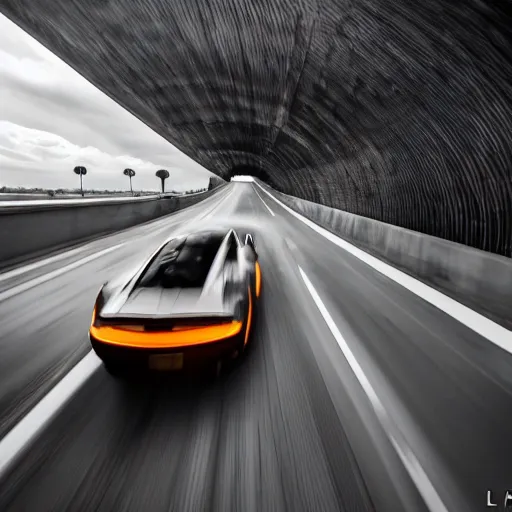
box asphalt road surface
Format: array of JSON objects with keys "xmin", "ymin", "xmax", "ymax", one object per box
[{"xmin": 0, "ymin": 182, "xmax": 510, "ymax": 512}]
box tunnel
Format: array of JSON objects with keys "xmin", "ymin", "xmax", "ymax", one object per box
[
  {"xmin": 1, "ymin": 0, "xmax": 512, "ymax": 256},
  {"xmin": 3, "ymin": 3, "xmax": 512, "ymax": 509}
]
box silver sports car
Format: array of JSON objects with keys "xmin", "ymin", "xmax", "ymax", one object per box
[{"xmin": 89, "ymin": 227, "xmax": 261, "ymax": 376}]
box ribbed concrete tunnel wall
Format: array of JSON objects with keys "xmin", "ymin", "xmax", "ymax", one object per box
[{"xmin": 2, "ymin": 0, "xmax": 512, "ymax": 256}]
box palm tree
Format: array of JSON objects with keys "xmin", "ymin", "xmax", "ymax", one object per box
[
  {"xmin": 123, "ymin": 168, "xmax": 136, "ymax": 196},
  {"xmin": 155, "ymin": 169, "xmax": 170, "ymax": 193},
  {"xmin": 73, "ymin": 166, "xmax": 87, "ymax": 197}
]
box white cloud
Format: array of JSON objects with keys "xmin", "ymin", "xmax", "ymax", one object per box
[
  {"xmin": 0, "ymin": 121, "xmax": 203, "ymax": 192},
  {"xmin": 0, "ymin": 13, "xmax": 213, "ymax": 191}
]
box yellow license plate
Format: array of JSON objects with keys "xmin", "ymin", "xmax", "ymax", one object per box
[{"xmin": 148, "ymin": 353, "xmax": 184, "ymax": 371}]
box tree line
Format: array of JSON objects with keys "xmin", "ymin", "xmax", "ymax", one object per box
[
  {"xmin": 1, "ymin": 165, "xmax": 207, "ymax": 198},
  {"xmin": 0, "ymin": 185, "xmax": 208, "ymax": 197},
  {"xmin": 74, "ymin": 166, "xmax": 174, "ymax": 197}
]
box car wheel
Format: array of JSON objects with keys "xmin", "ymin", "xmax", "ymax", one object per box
[
  {"xmin": 103, "ymin": 361, "xmax": 125, "ymax": 378},
  {"xmin": 201, "ymin": 360, "xmax": 223, "ymax": 383}
]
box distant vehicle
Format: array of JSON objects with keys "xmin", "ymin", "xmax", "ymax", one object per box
[{"xmin": 89, "ymin": 228, "xmax": 261, "ymax": 377}]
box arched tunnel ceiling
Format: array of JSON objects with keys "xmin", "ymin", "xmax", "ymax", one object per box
[{"xmin": 2, "ymin": 1, "xmax": 512, "ymax": 256}]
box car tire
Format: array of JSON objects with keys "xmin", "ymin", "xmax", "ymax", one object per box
[
  {"xmin": 201, "ymin": 360, "xmax": 222, "ymax": 383},
  {"xmin": 103, "ymin": 361, "xmax": 125, "ymax": 378}
]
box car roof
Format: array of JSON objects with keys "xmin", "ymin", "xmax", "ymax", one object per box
[
  {"xmin": 159, "ymin": 228, "xmax": 231, "ymax": 250},
  {"xmin": 185, "ymin": 229, "xmax": 230, "ymax": 245},
  {"xmin": 144, "ymin": 228, "xmax": 233, "ymax": 271}
]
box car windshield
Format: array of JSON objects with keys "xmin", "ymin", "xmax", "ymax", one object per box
[{"xmin": 137, "ymin": 232, "xmax": 226, "ymax": 288}]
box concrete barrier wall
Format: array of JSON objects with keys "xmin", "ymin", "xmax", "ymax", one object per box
[
  {"xmin": 0, "ymin": 186, "xmax": 225, "ymax": 269},
  {"xmin": 258, "ymin": 181, "xmax": 512, "ymax": 329}
]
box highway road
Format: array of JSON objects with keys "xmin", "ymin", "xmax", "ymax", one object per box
[{"xmin": 0, "ymin": 182, "xmax": 511, "ymax": 512}]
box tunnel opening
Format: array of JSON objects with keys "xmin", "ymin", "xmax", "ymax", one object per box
[{"xmin": 228, "ymin": 166, "xmax": 271, "ymax": 185}]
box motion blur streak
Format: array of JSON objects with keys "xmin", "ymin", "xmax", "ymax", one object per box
[
  {"xmin": 0, "ymin": 244, "xmax": 124, "ymax": 302},
  {"xmin": 0, "ymin": 244, "xmax": 104, "ymax": 284},
  {"xmin": 297, "ymin": 266, "xmax": 448, "ymax": 512},
  {"xmin": 257, "ymin": 182, "xmax": 512, "ymax": 353},
  {"xmin": 0, "ymin": 351, "xmax": 101, "ymax": 480},
  {"xmin": 0, "ymin": 182, "xmax": 511, "ymax": 512}
]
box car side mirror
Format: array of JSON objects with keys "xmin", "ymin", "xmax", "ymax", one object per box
[{"xmin": 244, "ymin": 234, "xmax": 258, "ymax": 260}]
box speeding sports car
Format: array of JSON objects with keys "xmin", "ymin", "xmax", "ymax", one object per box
[{"xmin": 89, "ymin": 227, "xmax": 261, "ymax": 376}]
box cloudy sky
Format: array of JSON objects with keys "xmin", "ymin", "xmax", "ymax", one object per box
[{"xmin": 0, "ymin": 13, "xmax": 213, "ymax": 192}]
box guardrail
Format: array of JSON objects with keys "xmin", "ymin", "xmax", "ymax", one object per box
[
  {"xmin": 159, "ymin": 190, "xmax": 209, "ymax": 199},
  {"xmin": 257, "ymin": 180, "xmax": 512, "ymax": 329},
  {"xmin": 0, "ymin": 186, "xmax": 226, "ymax": 270},
  {"xmin": 0, "ymin": 194, "xmax": 162, "ymax": 211},
  {"xmin": 0, "ymin": 191, "xmax": 212, "ymax": 209}
]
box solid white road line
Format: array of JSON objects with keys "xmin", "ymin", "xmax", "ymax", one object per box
[
  {"xmin": 297, "ymin": 266, "xmax": 449, "ymax": 512},
  {"xmin": 0, "ymin": 244, "xmax": 124, "ymax": 302},
  {"xmin": 0, "ymin": 350, "xmax": 101, "ymax": 480},
  {"xmin": 0, "ymin": 243, "xmax": 104, "ymax": 284},
  {"xmin": 257, "ymin": 182, "xmax": 512, "ymax": 350},
  {"xmin": 252, "ymin": 186, "xmax": 275, "ymax": 216}
]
